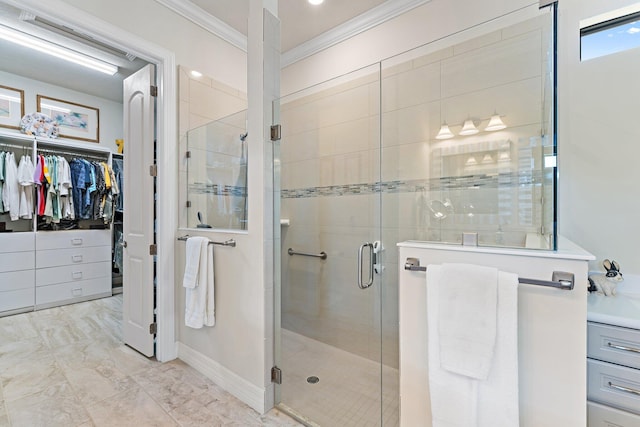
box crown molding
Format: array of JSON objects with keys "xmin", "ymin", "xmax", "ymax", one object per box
[
  {"xmin": 155, "ymin": 0, "xmax": 247, "ymax": 52},
  {"xmin": 281, "ymin": 0, "xmax": 430, "ymax": 67},
  {"xmin": 154, "ymin": 0, "xmax": 429, "ymax": 66}
]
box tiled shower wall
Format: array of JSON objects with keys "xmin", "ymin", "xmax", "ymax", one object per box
[{"xmin": 279, "ymin": 13, "xmax": 552, "ymax": 368}]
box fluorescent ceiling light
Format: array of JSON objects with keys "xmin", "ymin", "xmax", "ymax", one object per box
[
  {"xmin": 308, "ymin": 0, "xmax": 324, "ymax": 5},
  {"xmin": 0, "ymin": 24, "xmax": 118, "ymax": 75}
]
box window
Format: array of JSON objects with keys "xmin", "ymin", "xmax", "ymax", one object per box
[{"xmin": 581, "ymin": 10, "xmax": 640, "ymax": 61}]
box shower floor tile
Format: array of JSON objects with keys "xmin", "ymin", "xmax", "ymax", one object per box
[{"xmin": 279, "ymin": 329, "xmax": 399, "ymax": 427}]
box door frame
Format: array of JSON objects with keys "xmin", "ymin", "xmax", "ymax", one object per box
[{"xmin": 4, "ymin": 0, "xmax": 178, "ymax": 361}]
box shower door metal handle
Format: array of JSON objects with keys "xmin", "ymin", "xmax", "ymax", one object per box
[{"xmin": 358, "ymin": 242, "xmax": 374, "ymax": 289}]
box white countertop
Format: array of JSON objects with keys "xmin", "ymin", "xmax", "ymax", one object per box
[
  {"xmin": 398, "ymin": 235, "xmax": 595, "ymax": 261},
  {"xmin": 588, "ymin": 276, "xmax": 640, "ymax": 330}
]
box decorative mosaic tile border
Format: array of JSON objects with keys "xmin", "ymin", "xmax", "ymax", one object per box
[
  {"xmin": 282, "ymin": 171, "xmax": 547, "ymax": 199},
  {"xmin": 188, "ymin": 183, "xmax": 247, "ymax": 197}
]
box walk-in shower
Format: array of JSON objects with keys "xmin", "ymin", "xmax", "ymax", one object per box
[{"xmin": 273, "ymin": 3, "xmax": 556, "ymax": 426}]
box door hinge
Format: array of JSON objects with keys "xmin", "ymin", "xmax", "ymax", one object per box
[
  {"xmin": 149, "ymin": 164, "xmax": 157, "ymax": 177},
  {"xmin": 271, "ymin": 366, "xmax": 282, "ymax": 384},
  {"xmin": 270, "ymin": 124, "xmax": 281, "ymax": 141},
  {"xmin": 149, "ymin": 244, "xmax": 157, "ymax": 255},
  {"xmin": 150, "ymin": 85, "xmax": 158, "ymax": 97},
  {"xmin": 186, "ymin": 150, "xmax": 191, "ymax": 158},
  {"xmin": 149, "ymin": 322, "xmax": 157, "ymax": 334},
  {"xmin": 186, "ymin": 201, "xmax": 192, "ymax": 208}
]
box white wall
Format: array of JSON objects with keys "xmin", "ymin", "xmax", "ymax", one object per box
[
  {"xmin": 557, "ymin": 0, "xmax": 640, "ymax": 275},
  {"xmin": 58, "ymin": 0, "xmax": 247, "ymax": 93},
  {"xmin": 0, "ymin": 70, "xmax": 123, "ymax": 152}
]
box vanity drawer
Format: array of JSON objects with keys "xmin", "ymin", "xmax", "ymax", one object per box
[
  {"xmin": 588, "ymin": 322, "xmax": 640, "ymax": 370},
  {"xmin": 35, "ymin": 246, "xmax": 111, "ymax": 269},
  {"xmin": 588, "ymin": 359, "xmax": 640, "ymax": 415},
  {"xmin": 0, "ymin": 270, "xmax": 34, "ymax": 292},
  {"xmin": 36, "ymin": 229, "xmax": 111, "ymax": 250},
  {"xmin": 588, "ymin": 401, "xmax": 640, "ymax": 427}
]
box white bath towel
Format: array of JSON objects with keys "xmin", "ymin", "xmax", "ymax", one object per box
[
  {"xmin": 183, "ymin": 236, "xmax": 207, "ymax": 289},
  {"xmin": 184, "ymin": 237, "xmax": 215, "ymax": 328},
  {"xmin": 427, "ymin": 264, "xmax": 519, "ymax": 427},
  {"xmin": 438, "ymin": 263, "xmax": 498, "ymax": 380}
]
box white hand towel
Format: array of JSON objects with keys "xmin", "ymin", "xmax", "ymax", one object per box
[
  {"xmin": 185, "ymin": 238, "xmax": 215, "ymax": 328},
  {"xmin": 438, "ymin": 263, "xmax": 498, "ymax": 380},
  {"xmin": 183, "ymin": 236, "xmax": 207, "ymax": 289},
  {"xmin": 427, "ymin": 264, "xmax": 519, "ymax": 427}
]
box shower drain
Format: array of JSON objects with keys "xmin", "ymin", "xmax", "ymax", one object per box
[{"xmin": 307, "ymin": 376, "xmax": 320, "ymax": 384}]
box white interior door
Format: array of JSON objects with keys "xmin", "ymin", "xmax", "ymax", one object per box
[{"xmin": 123, "ymin": 64, "xmax": 156, "ymax": 357}]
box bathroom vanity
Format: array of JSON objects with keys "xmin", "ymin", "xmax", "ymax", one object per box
[
  {"xmin": 587, "ymin": 286, "xmax": 640, "ymax": 426},
  {"xmin": 398, "ymin": 238, "xmax": 593, "ymax": 427}
]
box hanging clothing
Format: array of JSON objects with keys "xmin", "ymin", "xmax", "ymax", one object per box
[
  {"xmin": 17, "ymin": 155, "xmax": 35, "ymax": 219},
  {"xmin": 3, "ymin": 152, "xmax": 20, "ymax": 221},
  {"xmin": 0, "ymin": 151, "xmax": 6, "ymax": 213}
]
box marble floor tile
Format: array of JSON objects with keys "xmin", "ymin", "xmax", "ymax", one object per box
[
  {"xmin": 0, "ymin": 295, "xmax": 302, "ymax": 427},
  {"xmin": 84, "ymin": 385, "xmax": 178, "ymax": 427},
  {"xmin": 5, "ymin": 381, "xmax": 91, "ymax": 427}
]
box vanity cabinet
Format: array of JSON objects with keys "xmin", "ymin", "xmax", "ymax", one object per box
[{"xmin": 587, "ymin": 321, "xmax": 640, "ymax": 425}]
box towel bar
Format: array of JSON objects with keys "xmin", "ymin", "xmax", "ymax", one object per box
[
  {"xmin": 288, "ymin": 248, "xmax": 327, "ymax": 260},
  {"xmin": 177, "ymin": 235, "xmax": 236, "ymax": 247},
  {"xmin": 404, "ymin": 257, "xmax": 574, "ymax": 290}
]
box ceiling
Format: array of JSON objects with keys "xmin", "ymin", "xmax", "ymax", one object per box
[{"xmin": 0, "ymin": 0, "xmax": 398, "ymax": 103}]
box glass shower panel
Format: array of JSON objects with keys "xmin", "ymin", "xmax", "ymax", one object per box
[
  {"xmin": 274, "ymin": 64, "xmax": 388, "ymax": 426},
  {"xmin": 381, "ymin": 5, "xmax": 557, "ymax": 250},
  {"xmin": 186, "ymin": 110, "xmax": 248, "ymax": 230}
]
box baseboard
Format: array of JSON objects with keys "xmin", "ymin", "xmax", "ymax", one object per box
[{"xmin": 177, "ymin": 342, "xmax": 267, "ymax": 413}]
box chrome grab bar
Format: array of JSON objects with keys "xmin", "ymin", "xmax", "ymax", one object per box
[
  {"xmin": 177, "ymin": 235, "xmax": 236, "ymax": 247},
  {"xmin": 358, "ymin": 242, "xmax": 374, "ymax": 289},
  {"xmin": 287, "ymin": 248, "xmax": 327, "ymax": 260},
  {"xmin": 403, "ymin": 257, "xmax": 575, "ymax": 290}
]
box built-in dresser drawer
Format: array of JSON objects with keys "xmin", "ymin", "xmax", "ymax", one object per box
[
  {"xmin": 35, "ymin": 262, "xmax": 111, "ymax": 287},
  {"xmin": 35, "ymin": 246, "xmax": 111, "ymax": 269},
  {"xmin": 588, "ymin": 400, "xmax": 640, "ymax": 426},
  {"xmin": 0, "ymin": 288, "xmax": 34, "ymax": 312},
  {"xmin": 0, "ymin": 251, "xmax": 35, "ymax": 273},
  {"xmin": 588, "ymin": 322, "xmax": 640, "ymax": 370},
  {"xmin": 36, "ymin": 229, "xmax": 110, "ymax": 250},
  {"xmin": 0, "ymin": 233, "xmax": 35, "ymax": 253},
  {"xmin": 35, "ymin": 278, "xmax": 111, "ymax": 307},
  {"xmin": 588, "ymin": 358, "xmax": 640, "ymax": 415},
  {"xmin": 0, "ymin": 270, "xmax": 34, "ymax": 292}
]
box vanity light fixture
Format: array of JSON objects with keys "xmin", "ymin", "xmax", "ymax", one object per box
[
  {"xmin": 435, "ymin": 122, "xmax": 455, "ymax": 139},
  {"xmin": 459, "ymin": 119, "xmax": 479, "ymax": 136},
  {"xmin": 485, "ymin": 113, "xmax": 507, "ymax": 131},
  {"xmin": 0, "ymin": 24, "xmax": 118, "ymax": 76}
]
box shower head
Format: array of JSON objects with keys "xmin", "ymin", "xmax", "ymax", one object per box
[{"xmin": 240, "ymin": 132, "xmax": 248, "ymax": 142}]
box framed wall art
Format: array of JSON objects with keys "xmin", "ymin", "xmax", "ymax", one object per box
[
  {"xmin": 0, "ymin": 85, "xmax": 25, "ymax": 130},
  {"xmin": 37, "ymin": 95, "xmax": 100, "ymax": 142}
]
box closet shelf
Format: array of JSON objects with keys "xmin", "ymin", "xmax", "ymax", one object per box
[{"xmin": 0, "ymin": 128, "xmax": 113, "ymax": 156}]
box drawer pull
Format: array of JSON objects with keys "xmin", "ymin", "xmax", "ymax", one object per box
[
  {"xmin": 72, "ymin": 255, "xmax": 83, "ymax": 263},
  {"xmin": 608, "ymin": 381, "xmax": 640, "ymax": 396},
  {"xmin": 72, "ymin": 272, "xmax": 83, "ymax": 280},
  {"xmin": 608, "ymin": 342, "xmax": 640, "ymax": 354},
  {"xmin": 71, "ymin": 288, "xmax": 83, "ymax": 297},
  {"xmin": 71, "ymin": 238, "xmax": 83, "ymax": 246}
]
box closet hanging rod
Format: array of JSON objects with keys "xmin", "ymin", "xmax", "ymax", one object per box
[
  {"xmin": 37, "ymin": 148, "xmax": 109, "ymax": 161},
  {"xmin": 0, "ymin": 142, "xmax": 32, "ymax": 150},
  {"xmin": 177, "ymin": 235, "xmax": 236, "ymax": 247},
  {"xmin": 403, "ymin": 258, "xmax": 575, "ymax": 290}
]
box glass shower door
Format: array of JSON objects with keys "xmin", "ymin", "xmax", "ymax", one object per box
[{"xmin": 273, "ymin": 64, "xmax": 394, "ymax": 426}]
